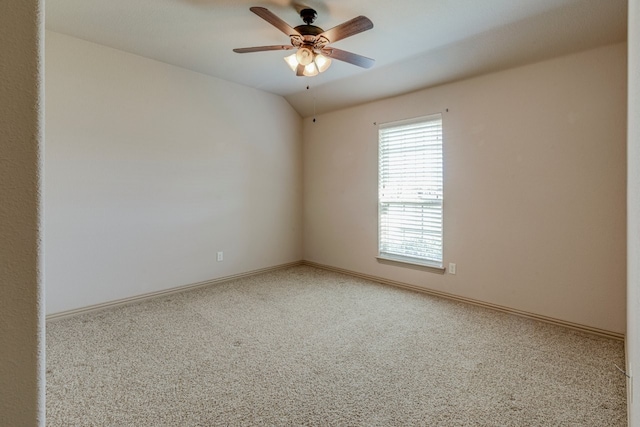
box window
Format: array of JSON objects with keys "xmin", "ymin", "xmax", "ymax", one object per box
[{"xmin": 378, "ymin": 114, "xmax": 443, "ymax": 268}]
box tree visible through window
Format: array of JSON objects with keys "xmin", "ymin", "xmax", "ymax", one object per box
[{"xmin": 378, "ymin": 114, "xmax": 443, "ymax": 267}]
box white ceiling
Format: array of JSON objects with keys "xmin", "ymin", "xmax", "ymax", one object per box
[{"xmin": 45, "ymin": 0, "xmax": 627, "ymax": 117}]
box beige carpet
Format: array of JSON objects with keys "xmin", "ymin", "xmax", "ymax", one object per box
[{"xmin": 46, "ymin": 266, "xmax": 626, "ymax": 426}]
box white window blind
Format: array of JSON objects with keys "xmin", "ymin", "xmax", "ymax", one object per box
[{"xmin": 378, "ymin": 114, "xmax": 443, "ymax": 267}]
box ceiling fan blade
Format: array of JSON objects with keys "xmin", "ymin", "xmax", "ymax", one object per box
[
  {"xmin": 250, "ymin": 7, "xmax": 301, "ymax": 37},
  {"xmin": 318, "ymin": 16, "xmax": 373, "ymax": 44},
  {"xmin": 322, "ymin": 48, "xmax": 375, "ymax": 69},
  {"xmin": 233, "ymin": 45, "xmax": 294, "ymax": 53}
]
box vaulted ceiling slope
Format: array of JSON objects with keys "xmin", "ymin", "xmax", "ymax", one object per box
[{"xmin": 46, "ymin": 0, "xmax": 627, "ymax": 117}]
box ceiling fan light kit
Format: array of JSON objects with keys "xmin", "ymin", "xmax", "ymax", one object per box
[
  {"xmin": 233, "ymin": 6, "xmax": 374, "ymax": 77},
  {"xmin": 285, "ymin": 51, "xmax": 332, "ymax": 77}
]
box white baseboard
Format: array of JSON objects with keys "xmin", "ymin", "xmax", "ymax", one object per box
[
  {"xmin": 47, "ymin": 259, "xmax": 625, "ymax": 342},
  {"xmin": 302, "ymin": 260, "xmax": 625, "ymax": 341},
  {"xmin": 46, "ymin": 261, "xmax": 304, "ymax": 322}
]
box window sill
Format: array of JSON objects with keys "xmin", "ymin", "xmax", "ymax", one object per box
[{"xmin": 376, "ymin": 255, "xmax": 446, "ymax": 274}]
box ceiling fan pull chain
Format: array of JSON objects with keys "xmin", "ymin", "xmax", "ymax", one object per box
[{"xmin": 307, "ymin": 85, "xmax": 317, "ymax": 123}]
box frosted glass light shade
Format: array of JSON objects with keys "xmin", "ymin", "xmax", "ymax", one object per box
[
  {"xmin": 284, "ymin": 53, "xmax": 298, "ymax": 72},
  {"xmin": 314, "ymin": 54, "xmax": 332, "ymax": 73},
  {"xmin": 303, "ymin": 62, "xmax": 319, "ymax": 76},
  {"xmin": 295, "ymin": 47, "xmax": 314, "ymax": 66}
]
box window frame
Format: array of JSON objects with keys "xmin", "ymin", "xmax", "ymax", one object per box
[{"xmin": 377, "ymin": 113, "xmax": 445, "ymax": 272}]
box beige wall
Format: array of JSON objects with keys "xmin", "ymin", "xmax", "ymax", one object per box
[
  {"xmin": 45, "ymin": 32, "xmax": 303, "ymax": 314},
  {"xmin": 0, "ymin": 1, "xmax": 45, "ymax": 425},
  {"xmin": 303, "ymin": 43, "xmax": 627, "ymax": 335},
  {"xmin": 628, "ymin": 0, "xmax": 640, "ymax": 424}
]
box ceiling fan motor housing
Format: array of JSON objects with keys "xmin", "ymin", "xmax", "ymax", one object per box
[
  {"xmin": 293, "ymin": 25, "xmax": 324, "ymax": 37},
  {"xmin": 295, "ymin": 8, "xmax": 324, "ymax": 40}
]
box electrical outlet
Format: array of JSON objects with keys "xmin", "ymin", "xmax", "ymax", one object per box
[
  {"xmin": 448, "ymin": 263, "xmax": 456, "ymax": 274},
  {"xmin": 217, "ymin": 251, "xmax": 223, "ymax": 262}
]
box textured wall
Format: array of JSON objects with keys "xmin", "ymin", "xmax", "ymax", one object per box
[
  {"xmin": 0, "ymin": 0, "xmax": 45, "ymax": 426},
  {"xmin": 628, "ymin": 0, "xmax": 640, "ymax": 424},
  {"xmin": 45, "ymin": 32, "xmax": 302, "ymax": 314},
  {"xmin": 303, "ymin": 44, "xmax": 627, "ymax": 335}
]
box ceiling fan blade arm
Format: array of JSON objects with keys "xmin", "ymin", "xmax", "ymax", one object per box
[
  {"xmin": 250, "ymin": 7, "xmax": 301, "ymax": 37},
  {"xmin": 233, "ymin": 45, "xmax": 294, "ymax": 53},
  {"xmin": 318, "ymin": 16, "xmax": 373, "ymax": 44},
  {"xmin": 322, "ymin": 48, "xmax": 375, "ymax": 69}
]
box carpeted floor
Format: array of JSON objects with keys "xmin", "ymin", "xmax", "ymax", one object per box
[{"xmin": 46, "ymin": 266, "xmax": 627, "ymax": 426}]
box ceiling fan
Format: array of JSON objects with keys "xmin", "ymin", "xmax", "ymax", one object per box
[{"xmin": 233, "ymin": 7, "xmax": 374, "ymax": 77}]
